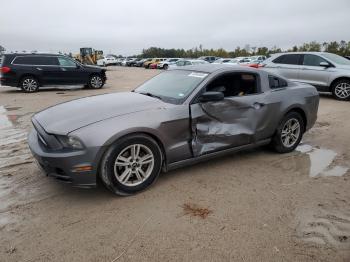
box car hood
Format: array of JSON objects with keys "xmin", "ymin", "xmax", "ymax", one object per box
[
  {"xmin": 83, "ymin": 64, "xmax": 103, "ymax": 70},
  {"xmin": 335, "ymin": 64, "xmax": 350, "ymax": 70},
  {"xmin": 33, "ymin": 92, "xmax": 166, "ymax": 135}
]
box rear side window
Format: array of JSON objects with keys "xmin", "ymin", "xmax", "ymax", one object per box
[
  {"xmin": 12, "ymin": 56, "xmax": 58, "ymax": 66},
  {"xmin": 58, "ymin": 57, "xmax": 76, "ymax": 67},
  {"xmin": 269, "ymin": 75, "xmax": 288, "ymax": 89},
  {"xmin": 303, "ymin": 54, "xmax": 328, "ymax": 66},
  {"xmin": 273, "ymin": 54, "xmax": 301, "ymax": 65}
]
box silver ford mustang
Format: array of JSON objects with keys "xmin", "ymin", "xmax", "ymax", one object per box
[{"xmin": 28, "ymin": 65, "xmax": 319, "ymax": 195}]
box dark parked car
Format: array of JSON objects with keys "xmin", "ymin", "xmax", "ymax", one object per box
[
  {"xmin": 134, "ymin": 58, "xmax": 148, "ymax": 67},
  {"xmin": 28, "ymin": 64, "xmax": 319, "ymax": 195},
  {"xmin": 198, "ymin": 56, "xmax": 220, "ymax": 63},
  {"xmin": 0, "ymin": 53, "xmax": 106, "ymax": 92},
  {"xmin": 127, "ymin": 58, "xmax": 143, "ymax": 67}
]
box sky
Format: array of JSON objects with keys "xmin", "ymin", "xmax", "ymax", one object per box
[{"xmin": 1, "ymin": 0, "xmax": 350, "ymax": 56}]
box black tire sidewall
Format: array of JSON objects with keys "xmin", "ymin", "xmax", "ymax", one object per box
[
  {"xmin": 101, "ymin": 135, "xmax": 162, "ymax": 195},
  {"xmin": 272, "ymin": 112, "xmax": 304, "ymax": 153},
  {"xmin": 20, "ymin": 77, "xmax": 39, "ymax": 93},
  {"xmin": 163, "ymin": 64, "xmax": 168, "ymax": 70},
  {"xmin": 332, "ymin": 79, "xmax": 350, "ymax": 101}
]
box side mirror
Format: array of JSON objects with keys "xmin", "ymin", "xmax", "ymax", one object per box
[
  {"xmin": 320, "ymin": 61, "xmax": 331, "ymax": 67},
  {"xmin": 199, "ymin": 91, "xmax": 224, "ymax": 102},
  {"xmin": 76, "ymin": 64, "xmax": 81, "ymax": 69}
]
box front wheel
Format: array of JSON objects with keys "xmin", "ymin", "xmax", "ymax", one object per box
[
  {"xmin": 88, "ymin": 75, "xmax": 104, "ymax": 89},
  {"xmin": 331, "ymin": 79, "xmax": 350, "ymax": 101},
  {"xmin": 100, "ymin": 134, "xmax": 163, "ymax": 196},
  {"xmin": 271, "ymin": 112, "xmax": 304, "ymax": 153},
  {"xmin": 163, "ymin": 64, "xmax": 169, "ymax": 70}
]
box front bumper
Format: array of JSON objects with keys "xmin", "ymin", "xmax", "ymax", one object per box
[{"xmin": 28, "ymin": 128, "xmax": 98, "ymax": 187}]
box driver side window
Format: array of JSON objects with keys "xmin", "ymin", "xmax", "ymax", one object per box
[
  {"xmin": 206, "ymin": 73, "xmax": 258, "ymax": 97},
  {"xmin": 303, "ymin": 54, "xmax": 328, "ymax": 67}
]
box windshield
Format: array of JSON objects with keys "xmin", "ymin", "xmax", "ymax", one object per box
[
  {"xmin": 322, "ymin": 53, "xmax": 350, "ymax": 65},
  {"xmin": 135, "ymin": 70, "xmax": 208, "ymax": 104}
]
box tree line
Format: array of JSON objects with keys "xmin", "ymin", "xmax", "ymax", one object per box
[
  {"xmin": 1, "ymin": 40, "xmax": 350, "ymax": 58},
  {"xmin": 139, "ymin": 40, "xmax": 350, "ymax": 58}
]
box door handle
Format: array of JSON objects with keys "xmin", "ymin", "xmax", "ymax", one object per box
[
  {"xmin": 252, "ymin": 102, "xmax": 265, "ymax": 109},
  {"xmin": 61, "ymin": 68, "xmax": 67, "ymax": 71},
  {"xmin": 36, "ymin": 67, "xmax": 42, "ymax": 71}
]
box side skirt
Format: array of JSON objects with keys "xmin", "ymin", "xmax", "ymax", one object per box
[{"xmin": 165, "ymin": 138, "xmax": 271, "ymax": 172}]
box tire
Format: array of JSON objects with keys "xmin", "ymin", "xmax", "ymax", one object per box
[
  {"xmin": 99, "ymin": 134, "xmax": 163, "ymax": 196},
  {"xmin": 163, "ymin": 64, "xmax": 169, "ymax": 70},
  {"xmin": 271, "ymin": 112, "xmax": 304, "ymax": 153},
  {"xmin": 88, "ymin": 74, "xmax": 104, "ymax": 89},
  {"xmin": 20, "ymin": 76, "xmax": 39, "ymax": 93},
  {"xmin": 331, "ymin": 79, "xmax": 350, "ymax": 101}
]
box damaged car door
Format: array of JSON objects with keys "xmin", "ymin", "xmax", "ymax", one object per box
[{"xmin": 190, "ymin": 72, "xmax": 271, "ymax": 156}]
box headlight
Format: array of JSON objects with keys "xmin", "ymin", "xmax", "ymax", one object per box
[{"xmin": 56, "ymin": 135, "xmax": 84, "ymax": 150}]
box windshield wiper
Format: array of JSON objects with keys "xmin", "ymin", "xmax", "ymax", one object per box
[{"xmin": 138, "ymin": 92, "xmax": 162, "ymax": 100}]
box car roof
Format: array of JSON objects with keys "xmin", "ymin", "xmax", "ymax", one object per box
[
  {"xmin": 272, "ymin": 51, "xmax": 331, "ymax": 56},
  {"xmin": 3, "ymin": 53, "xmax": 65, "ymax": 57},
  {"xmin": 172, "ymin": 64, "xmax": 260, "ymax": 74}
]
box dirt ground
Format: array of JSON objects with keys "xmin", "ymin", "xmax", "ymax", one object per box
[{"xmin": 0, "ymin": 67, "xmax": 349, "ymax": 262}]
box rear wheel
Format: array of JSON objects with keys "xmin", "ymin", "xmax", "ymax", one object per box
[
  {"xmin": 100, "ymin": 134, "xmax": 163, "ymax": 196},
  {"xmin": 271, "ymin": 112, "xmax": 304, "ymax": 153},
  {"xmin": 88, "ymin": 75, "xmax": 104, "ymax": 89},
  {"xmin": 331, "ymin": 79, "xmax": 350, "ymax": 101},
  {"xmin": 20, "ymin": 76, "xmax": 39, "ymax": 93},
  {"xmin": 163, "ymin": 64, "xmax": 169, "ymax": 70}
]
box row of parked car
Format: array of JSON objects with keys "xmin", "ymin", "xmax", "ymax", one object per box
[
  {"xmin": 1, "ymin": 51, "xmax": 349, "ymax": 100},
  {"xmin": 96, "ymin": 52, "xmax": 350, "ymax": 100},
  {"xmin": 97, "ymin": 55, "xmax": 268, "ymax": 70}
]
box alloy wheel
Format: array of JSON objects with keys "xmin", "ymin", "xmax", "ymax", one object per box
[
  {"xmin": 113, "ymin": 144, "xmax": 154, "ymax": 187},
  {"xmin": 22, "ymin": 78, "xmax": 38, "ymax": 92},
  {"xmin": 281, "ymin": 118, "xmax": 301, "ymax": 148},
  {"xmin": 334, "ymin": 82, "xmax": 350, "ymax": 99},
  {"xmin": 90, "ymin": 76, "xmax": 103, "ymax": 88}
]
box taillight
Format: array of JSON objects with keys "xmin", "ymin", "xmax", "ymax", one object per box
[{"xmin": 0, "ymin": 67, "xmax": 11, "ymax": 73}]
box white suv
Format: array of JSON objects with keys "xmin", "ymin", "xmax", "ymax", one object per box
[{"xmin": 263, "ymin": 52, "xmax": 350, "ymax": 100}]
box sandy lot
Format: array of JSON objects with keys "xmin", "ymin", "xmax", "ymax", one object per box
[{"xmin": 0, "ymin": 67, "xmax": 349, "ymax": 262}]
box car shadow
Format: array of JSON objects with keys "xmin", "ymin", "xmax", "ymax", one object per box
[{"xmin": 158, "ymin": 147, "xmax": 272, "ymax": 184}]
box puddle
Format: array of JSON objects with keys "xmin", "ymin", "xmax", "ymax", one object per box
[
  {"xmin": 296, "ymin": 144, "xmax": 349, "ymax": 177},
  {"xmin": 0, "ymin": 106, "xmax": 33, "ymax": 210},
  {"xmin": 0, "ymin": 106, "xmax": 13, "ymax": 129}
]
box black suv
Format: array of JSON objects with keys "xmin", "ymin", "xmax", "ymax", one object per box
[{"xmin": 0, "ymin": 53, "xmax": 107, "ymax": 92}]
